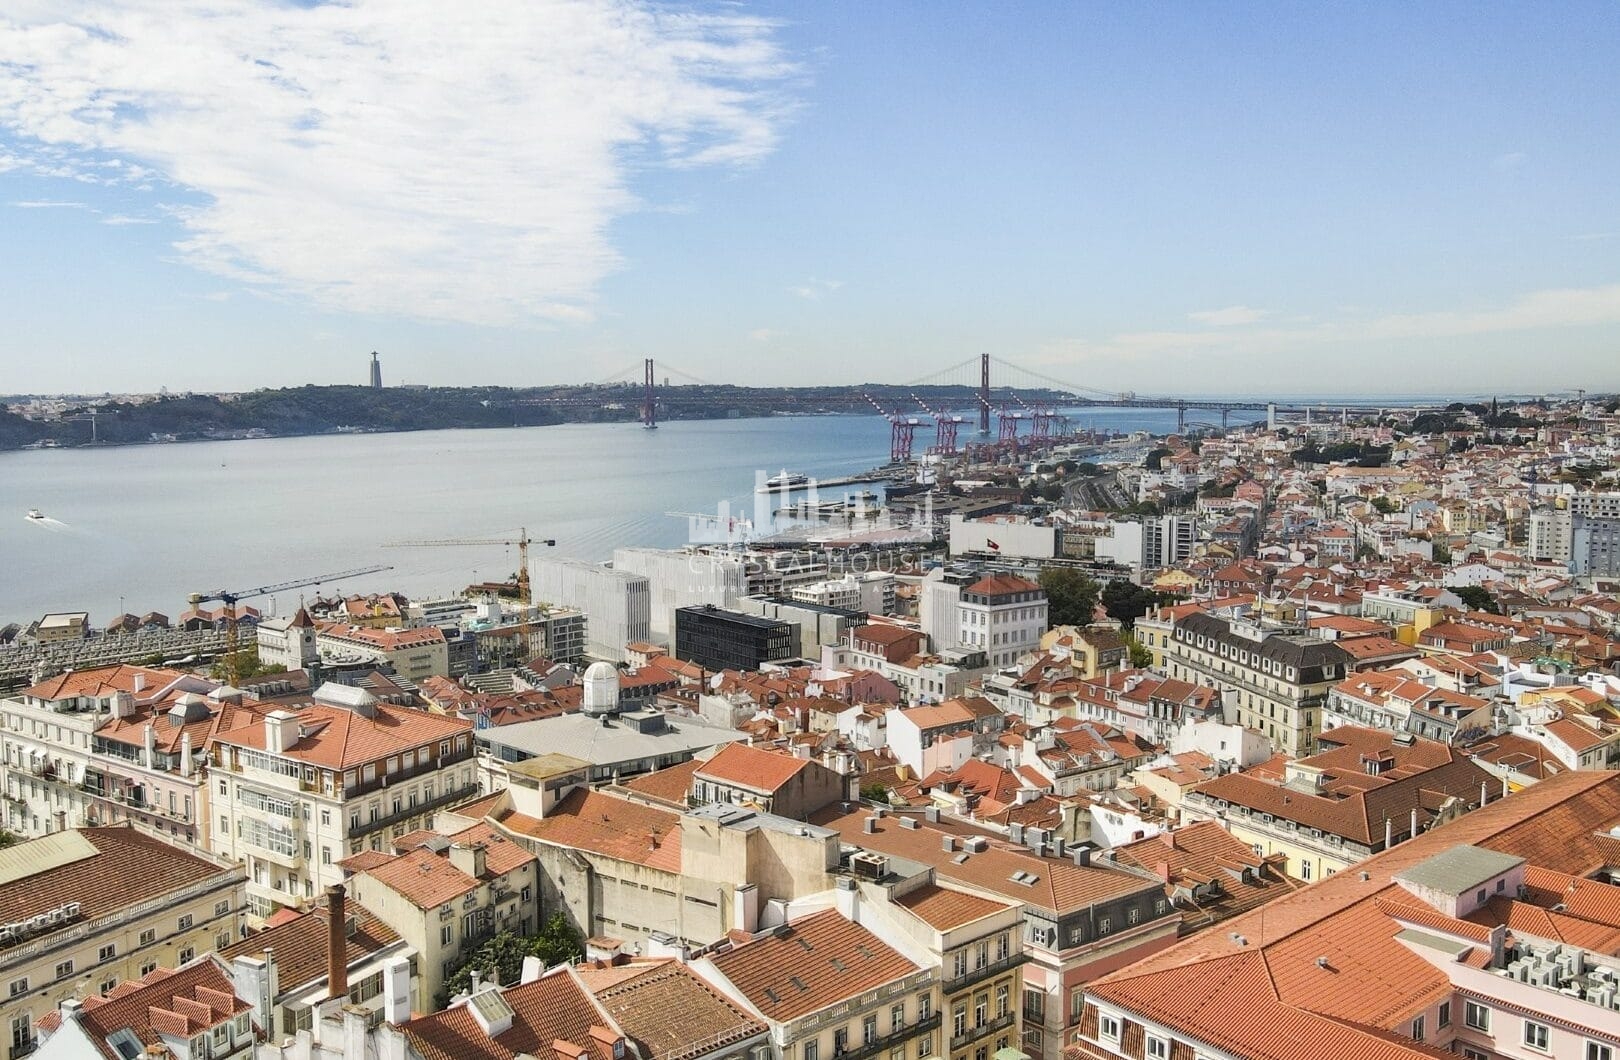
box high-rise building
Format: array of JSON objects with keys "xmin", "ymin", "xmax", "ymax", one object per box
[
  {"xmin": 368, "ymin": 350, "xmax": 382, "ymax": 389},
  {"xmin": 1570, "ymin": 492, "xmax": 1620, "ymax": 577},
  {"xmin": 532, "ymin": 558, "xmax": 651, "ymax": 661},
  {"xmin": 674, "ymin": 604, "xmax": 793, "ymax": 672}
]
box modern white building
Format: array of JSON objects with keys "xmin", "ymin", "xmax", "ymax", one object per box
[
  {"xmin": 533, "ymin": 558, "xmax": 651, "ymax": 661},
  {"xmin": 611, "ymin": 547, "xmax": 746, "ymax": 641},
  {"xmin": 256, "ymin": 607, "xmax": 319, "ymax": 671},
  {"xmin": 1527, "ymin": 505, "xmax": 1573, "ymax": 567},
  {"xmin": 948, "ymin": 514, "xmax": 1060, "ymax": 559}
]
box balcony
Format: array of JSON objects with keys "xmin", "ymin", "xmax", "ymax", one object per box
[
  {"xmin": 946, "ymin": 952, "xmax": 1027, "ymax": 994},
  {"xmin": 833, "ymin": 1012, "xmax": 940, "ymax": 1060},
  {"xmin": 351, "ymin": 782, "xmax": 480, "ymax": 839},
  {"xmin": 949, "ymin": 1012, "xmax": 1015, "ymax": 1052}
]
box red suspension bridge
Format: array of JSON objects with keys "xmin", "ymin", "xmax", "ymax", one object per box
[{"xmin": 554, "ymin": 353, "xmax": 1432, "ymax": 462}]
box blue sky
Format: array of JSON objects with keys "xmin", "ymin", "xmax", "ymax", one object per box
[{"xmin": 2, "ymin": 1, "xmax": 1618, "ymax": 396}]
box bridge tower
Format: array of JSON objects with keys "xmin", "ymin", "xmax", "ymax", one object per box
[
  {"xmin": 979, "ymin": 353, "xmax": 991, "ymax": 435},
  {"xmin": 641, "ymin": 358, "xmax": 657, "ymax": 428}
]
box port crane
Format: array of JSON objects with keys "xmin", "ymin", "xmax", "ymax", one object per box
[
  {"xmin": 190, "ymin": 564, "xmax": 393, "ymax": 683},
  {"xmin": 911, "ymin": 393, "xmax": 966, "ymax": 455},
  {"xmin": 863, "ymin": 393, "xmax": 923, "ymax": 463}
]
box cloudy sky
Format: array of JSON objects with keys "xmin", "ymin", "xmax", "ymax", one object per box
[{"xmin": 2, "ymin": 1, "xmax": 1618, "ymax": 396}]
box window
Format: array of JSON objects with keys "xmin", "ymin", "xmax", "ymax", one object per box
[
  {"xmin": 996, "ymin": 932, "xmax": 1009, "ymax": 960},
  {"xmin": 1147, "ymin": 1037, "xmax": 1169, "ymax": 1060},
  {"xmin": 140, "ymin": 961, "xmax": 158, "ymax": 976},
  {"xmin": 178, "ymin": 947, "xmax": 195, "ymax": 963},
  {"xmin": 1464, "ymin": 1000, "xmax": 1490, "ymax": 1032},
  {"xmin": 953, "ymin": 1004, "xmax": 967, "ymax": 1037},
  {"xmin": 917, "ymin": 1038, "xmax": 931, "ymax": 1060},
  {"xmin": 9, "ymin": 977, "xmax": 29, "ymax": 998},
  {"xmin": 178, "ymin": 913, "xmax": 193, "ymax": 930},
  {"xmin": 1300, "ymin": 861, "xmax": 1312, "ymax": 881},
  {"xmin": 99, "ymin": 943, "xmax": 117, "ymax": 961},
  {"xmin": 1410, "ymin": 1015, "xmax": 1424, "ymax": 1042},
  {"xmin": 834, "ymin": 1029, "xmax": 848, "ymax": 1055},
  {"xmin": 1099, "ymin": 1014, "xmax": 1120, "ymax": 1042},
  {"xmin": 1097, "ymin": 917, "xmax": 1111, "ymax": 935},
  {"xmin": 1070, "ymin": 989, "xmax": 1084, "ymax": 1024},
  {"xmin": 890, "ymin": 1003, "xmax": 905, "ymax": 1033},
  {"xmin": 1462, "ymin": 1049, "xmax": 1488, "ymax": 1060},
  {"xmin": 140, "ymin": 928, "xmax": 156, "ymax": 946},
  {"xmin": 864, "ymin": 1014, "xmax": 878, "ymax": 1046},
  {"xmin": 100, "ymin": 979, "xmax": 116, "ymax": 995},
  {"xmin": 996, "ymin": 985, "xmax": 1009, "ymax": 1019},
  {"xmin": 1524, "ymin": 1020, "xmax": 1550, "ymax": 1051},
  {"xmin": 54, "ymin": 960, "xmax": 73, "ymax": 980},
  {"xmin": 953, "ymin": 951, "xmax": 967, "ymax": 978},
  {"xmin": 1437, "ymin": 1001, "xmax": 1450, "ymax": 1028},
  {"xmin": 216, "ymin": 931, "xmax": 232, "ymax": 950},
  {"xmin": 215, "ymin": 899, "xmax": 231, "ymax": 917},
  {"xmin": 440, "ymin": 925, "xmax": 453, "ymax": 945},
  {"xmin": 321, "ymin": 809, "xmax": 331, "ymax": 826},
  {"xmin": 974, "ymin": 993, "xmax": 988, "ymax": 1027},
  {"xmin": 1588, "ymin": 1044, "xmax": 1615, "ymax": 1060},
  {"xmin": 803, "ymin": 1042, "xmax": 818, "ymax": 1060}
]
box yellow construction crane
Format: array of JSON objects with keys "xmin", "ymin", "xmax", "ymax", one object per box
[
  {"xmin": 383, "ymin": 528, "xmax": 554, "ymax": 604},
  {"xmin": 190, "ymin": 564, "xmax": 393, "ymax": 684},
  {"xmin": 383, "ymin": 530, "xmax": 556, "ymax": 666}
]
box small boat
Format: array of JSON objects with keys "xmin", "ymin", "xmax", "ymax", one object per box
[
  {"xmin": 765, "ymin": 469, "xmax": 810, "ymax": 489},
  {"xmin": 26, "ymin": 509, "xmax": 44, "ymax": 520}
]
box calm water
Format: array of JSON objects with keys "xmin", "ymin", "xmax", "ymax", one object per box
[{"xmin": 0, "ymin": 408, "xmax": 1185, "ymax": 624}]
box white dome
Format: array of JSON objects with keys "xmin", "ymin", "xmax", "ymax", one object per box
[{"xmin": 582, "ymin": 662, "xmax": 621, "ymax": 716}]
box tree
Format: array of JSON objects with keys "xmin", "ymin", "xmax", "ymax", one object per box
[
  {"xmin": 1370, "ymin": 496, "xmax": 1398, "ymax": 515},
  {"xmin": 860, "ymin": 782, "xmax": 891, "ymax": 804},
  {"xmin": 1453, "ymin": 586, "xmax": 1501, "ymax": 615},
  {"xmin": 1124, "ymin": 634, "xmax": 1154, "ymax": 669},
  {"xmin": 1144, "ymin": 447, "xmax": 1172, "ymax": 471},
  {"xmin": 0, "ymin": 829, "xmax": 18, "ymax": 849},
  {"xmin": 209, "ymin": 645, "xmax": 286, "ymax": 682},
  {"xmin": 1040, "ymin": 567, "xmax": 1100, "ymax": 627},
  {"xmin": 440, "ymin": 916, "xmax": 583, "ymax": 1007},
  {"xmin": 1101, "ymin": 580, "xmax": 1160, "ymax": 629}
]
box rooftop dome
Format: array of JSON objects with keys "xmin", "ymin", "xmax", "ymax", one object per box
[{"xmin": 582, "ymin": 661, "xmax": 621, "ymax": 716}]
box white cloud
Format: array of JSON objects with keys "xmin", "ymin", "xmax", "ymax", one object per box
[
  {"xmin": 748, "ymin": 327, "xmax": 783, "ymax": 342},
  {"xmin": 1036, "ymin": 282, "xmax": 1620, "ymax": 379},
  {"xmin": 1187, "ymin": 304, "xmax": 1268, "ymax": 327},
  {"xmin": 0, "ymin": 2, "xmax": 796, "ymax": 326},
  {"xmin": 10, "ymin": 199, "xmax": 88, "ymax": 208},
  {"xmin": 1492, "ymin": 151, "xmax": 1527, "ymax": 171},
  {"xmin": 789, "ymin": 277, "xmax": 843, "ymax": 300},
  {"xmin": 101, "ymin": 214, "xmax": 156, "ymax": 225}
]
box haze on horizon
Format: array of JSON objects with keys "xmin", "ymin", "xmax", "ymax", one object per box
[{"xmin": 1, "ymin": 2, "xmax": 1618, "ymax": 398}]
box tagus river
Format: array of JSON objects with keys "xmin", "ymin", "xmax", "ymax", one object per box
[{"xmin": 0, "ymin": 409, "xmax": 1186, "ymax": 623}]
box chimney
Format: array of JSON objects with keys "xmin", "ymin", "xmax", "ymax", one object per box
[
  {"xmin": 1009, "ymin": 823, "xmax": 1025, "ymax": 845},
  {"xmin": 142, "ymin": 723, "xmax": 156, "ymax": 769},
  {"xmin": 326, "ymin": 886, "xmax": 349, "ymax": 999},
  {"xmin": 265, "ymin": 710, "xmax": 298, "ymax": 753},
  {"xmin": 863, "ymin": 817, "xmax": 877, "ymax": 834},
  {"xmin": 58, "ymin": 997, "xmax": 84, "ymax": 1023},
  {"xmin": 1073, "ymin": 846, "xmax": 1092, "ymax": 867},
  {"xmin": 835, "ymin": 876, "xmax": 861, "ymax": 922},
  {"xmin": 180, "ymin": 732, "xmax": 194, "ymax": 777},
  {"xmin": 133, "ymin": 673, "xmax": 146, "ymax": 694},
  {"xmin": 1409, "ymin": 808, "xmax": 1418, "ymax": 840},
  {"xmin": 942, "ymin": 835, "xmax": 957, "ymax": 853},
  {"xmin": 1052, "ymin": 837, "xmax": 1066, "ymax": 859},
  {"xmin": 449, "ymin": 842, "xmax": 487, "ymax": 880},
  {"xmin": 383, "ymin": 955, "xmax": 411, "ymax": 1024}
]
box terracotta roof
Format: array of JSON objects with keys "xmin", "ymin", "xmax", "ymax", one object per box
[
  {"xmin": 401, "ymin": 967, "xmax": 619, "ymax": 1060},
  {"xmin": 808, "ymin": 805, "xmax": 1157, "ymax": 915},
  {"xmin": 67, "ymin": 961, "xmax": 253, "ymax": 1060},
  {"xmin": 707, "ymin": 909, "xmax": 919, "ymax": 1021},
  {"xmin": 220, "ymin": 904, "xmax": 400, "ymax": 993},
  {"xmin": 0, "ymin": 826, "xmax": 232, "ymax": 925},
  {"xmin": 694, "ymin": 743, "xmax": 811, "ymax": 793},
  {"xmin": 585, "ymin": 960, "xmax": 766, "ymax": 1060},
  {"xmin": 496, "ymin": 789, "xmax": 682, "ymax": 872},
  {"xmin": 1084, "ymin": 772, "xmax": 1620, "ymax": 1060},
  {"xmin": 20, "ymin": 663, "xmax": 187, "ymax": 701},
  {"xmin": 620, "ymin": 759, "xmax": 702, "ymax": 808},
  {"xmin": 894, "ymin": 882, "xmax": 1013, "ymax": 930},
  {"xmin": 357, "ymin": 824, "xmax": 534, "ymax": 909},
  {"xmin": 210, "ymin": 700, "xmax": 471, "ymax": 769},
  {"xmin": 963, "ymin": 574, "xmax": 1042, "ymax": 596}
]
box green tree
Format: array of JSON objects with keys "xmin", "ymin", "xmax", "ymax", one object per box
[
  {"xmin": 1124, "ymin": 634, "xmax": 1154, "ymax": 669},
  {"xmin": 440, "ymin": 916, "xmax": 583, "ymax": 1006},
  {"xmin": 209, "ymin": 646, "xmax": 286, "ymax": 682},
  {"xmin": 1144, "ymin": 447, "xmax": 1172, "ymax": 471},
  {"xmin": 1040, "ymin": 567, "xmax": 1100, "ymax": 627},
  {"xmin": 1101, "ymin": 580, "xmax": 1160, "ymax": 629},
  {"xmin": 860, "ymin": 782, "xmax": 891, "ymax": 804},
  {"xmin": 1432, "ymin": 540, "xmax": 1452, "ymax": 564},
  {"xmin": 0, "ymin": 829, "xmax": 19, "ymax": 849},
  {"xmin": 1370, "ymin": 496, "xmax": 1398, "ymax": 515},
  {"xmin": 1452, "ymin": 586, "xmax": 1501, "ymax": 615}
]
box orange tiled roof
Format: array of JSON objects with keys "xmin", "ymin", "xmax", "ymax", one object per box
[
  {"xmin": 69, "ymin": 961, "xmax": 253, "ymax": 1060},
  {"xmin": 401, "ymin": 967, "xmax": 618, "ymax": 1060},
  {"xmin": 694, "ymin": 743, "xmax": 811, "ymax": 793},
  {"xmin": 497, "ymin": 789, "xmax": 682, "ymax": 872},
  {"xmin": 0, "ymin": 826, "xmax": 230, "ymax": 925},
  {"xmin": 210, "ymin": 700, "xmax": 471, "ymax": 769},
  {"xmin": 708, "ymin": 909, "xmax": 919, "ymax": 1021},
  {"xmin": 895, "ymin": 882, "xmax": 1013, "ymax": 930},
  {"xmin": 221, "ymin": 904, "xmax": 400, "ymax": 993}
]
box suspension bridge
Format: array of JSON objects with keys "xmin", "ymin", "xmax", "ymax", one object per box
[{"xmin": 532, "ymin": 353, "xmax": 1433, "ymax": 462}]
